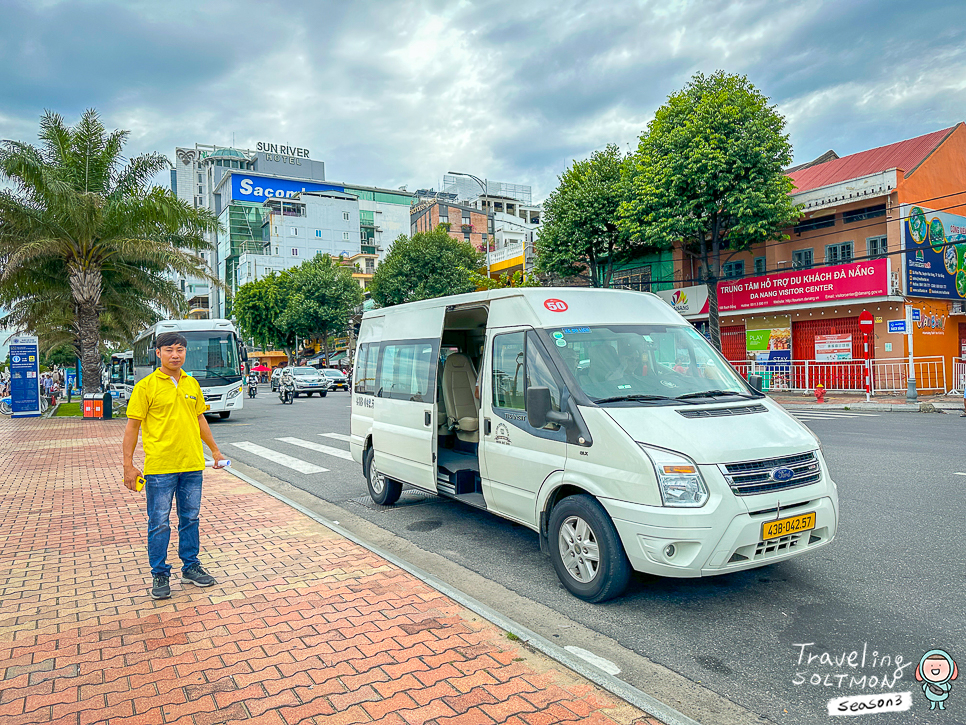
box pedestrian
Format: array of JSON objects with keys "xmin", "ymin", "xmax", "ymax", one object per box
[
  {"xmin": 961, "ymin": 386, "xmax": 966, "ymax": 417},
  {"xmin": 122, "ymin": 331, "xmax": 228, "ymax": 600}
]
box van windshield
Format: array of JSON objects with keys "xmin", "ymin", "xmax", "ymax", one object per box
[{"xmin": 544, "ymin": 324, "xmax": 758, "ymax": 404}]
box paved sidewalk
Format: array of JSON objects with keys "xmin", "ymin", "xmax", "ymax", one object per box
[
  {"xmin": 0, "ymin": 418, "xmax": 664, "ymax": 725},
  {"xmin": 768, "ymin": 391, "xmax": 962, "ymax": 412}
]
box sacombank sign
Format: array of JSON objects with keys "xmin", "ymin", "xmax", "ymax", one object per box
[{"xmin": 231, "ymin": 174, "xmax": 344, "ymax": 202}]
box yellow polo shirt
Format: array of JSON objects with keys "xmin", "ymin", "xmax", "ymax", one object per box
[{"xmin": 127, "ymin": 368, "xmax": 208, "ymax": 475}]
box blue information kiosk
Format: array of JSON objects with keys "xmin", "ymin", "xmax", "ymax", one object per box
[{"xmin": 10, "ymin": 335, "xmax": 41, "ymax": 418}]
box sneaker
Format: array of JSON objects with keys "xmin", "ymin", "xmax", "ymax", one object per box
[
  {"xmin": 151, "ymin": 574, "xmax": 171, "ymax": 600},
  {"xmin": 182, "ymin": 564, "xmax": 216, "ymax": 587}
]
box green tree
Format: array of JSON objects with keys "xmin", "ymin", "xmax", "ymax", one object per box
[
  {"xmin": 369, "ymin": 227, "xmax": 483, "ymax": 306},
  {"xmin": 536, "ymin": 144, "xmax": 644, "ymax": 287},
  {"xmin": 469, "ymin": 269, "xmax": 541, "ymax": 290},
  {"xmin": 232, "ymin": 271, "xmax": 297, "ymax": 362},
  {"xmin": 279, "ymin": 254, "xmax": 363, "ymax": 363},
  {"xmin": 621, "ymin": 71, "xmax": 799, "ymax": 350},
  {"xmin": 0, "ymin": 109, "xmax": 219, "ymax": 392}
]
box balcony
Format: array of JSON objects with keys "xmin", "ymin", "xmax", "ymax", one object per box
[{"xmin": 488, "ymin": 243, "xmax": 525, "ymax": 266}]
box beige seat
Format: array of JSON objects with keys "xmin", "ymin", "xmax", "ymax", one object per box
[{"xmin": 442, "ymin": 353, "xmax": 480, "ymax": 442}]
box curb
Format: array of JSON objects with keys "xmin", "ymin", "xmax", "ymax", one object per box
[
  {"xmin": 222, "ymin": 464, "xmax": 703, "ymax": 725},
  {"xmin": 772, "ymin": 399, "xmax": 960, "ymax": 414}
]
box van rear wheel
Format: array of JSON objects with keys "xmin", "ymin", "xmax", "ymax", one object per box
[
  {"xmin": 548, "ymin": 495, "xmax": 631, "ymax": 603},
  {"xmin": 364, "ymin": 447, "xmax": 401, "ymax": 506}
]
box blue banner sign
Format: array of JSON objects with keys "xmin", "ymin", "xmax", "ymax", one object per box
[
  {"xmin": 9, "ymin": 335, "xmax": 40, "ymax": 417},
  {"xmin": 230, "ymin": 173, "xmax": 344, "ymax": 203},
  {"xmin": 904, "ymin": 204, "xmax": 966, "ymax": 299},
  {"xmin": 888, "ymin": 320, "xmax": 906, "ymax": 333}
]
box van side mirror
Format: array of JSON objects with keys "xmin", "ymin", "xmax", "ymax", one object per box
[{"xmin": 527, "ymin": 387, "xmax": 572, "ymax": 429}]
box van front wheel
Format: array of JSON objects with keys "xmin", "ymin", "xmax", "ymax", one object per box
[
  {"xmin": 364, "ymin": 447, "xmax": 401, "ymax": 506},
  {"xmin": 548, "ymin": 495, "xmax": 631, "ymax": 603}
]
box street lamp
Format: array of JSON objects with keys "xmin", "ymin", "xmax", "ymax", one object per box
[{"xmin": 448, "ymin": 171, "xmax": 491, "ymax": 276}]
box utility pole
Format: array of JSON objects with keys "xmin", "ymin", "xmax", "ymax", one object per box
[{"xmin": 448, "ymin": 171, "xmax": 490, "ymax": 277}]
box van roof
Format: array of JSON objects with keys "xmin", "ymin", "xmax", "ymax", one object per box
[{"xmin": 362, "ymin": 287, "xmax": 685, "ymax": 328}]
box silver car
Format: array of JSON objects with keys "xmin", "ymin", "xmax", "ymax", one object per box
[
  {"xmin": 291, "ymin": 367, "xmax": 331, "ymax": 397},
  {"xmin": 320, "ymin": 368, "xmax": 350, "ymax": 391}
]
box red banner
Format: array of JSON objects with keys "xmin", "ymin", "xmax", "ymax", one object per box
[{"xmin": 717, "ymin": 259, "xmax": 890, "ymax": 312}]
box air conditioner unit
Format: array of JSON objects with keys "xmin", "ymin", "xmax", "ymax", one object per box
[{"xmin": 951, "ymin": 302, "xmax": 965, "ymax": 315}]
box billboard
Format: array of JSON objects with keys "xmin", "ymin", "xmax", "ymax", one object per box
[
  {"xmin": 655, "ymin": 285, "xmax": 709, "ymax": 318},
  {"xmin": 903, "ymin": 204, "xmax": 966, "ymax": 299},
  {"xmin": 717, "ymin": 259, "xmax": 890, "ymax": 312},
  {"xmin": 229, "ymin": 173, "xmax": 344, "ymax": 203},
  {"xmin": 9, "ymin": 335, "xmax": 40, "ymax": 417}
]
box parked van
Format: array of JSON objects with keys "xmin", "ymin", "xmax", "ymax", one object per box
[{"xmin": 350, "ymin": 288, "xmax": 838, "ymax": 602}]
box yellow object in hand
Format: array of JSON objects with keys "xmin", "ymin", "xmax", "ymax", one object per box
[{"xmin": 136, "ymin": 476, "xmax": 146, "ymax": 492}]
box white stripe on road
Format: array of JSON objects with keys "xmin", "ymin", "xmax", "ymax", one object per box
[
  {"xmin": 228, "ymin": 441, "xmax": 329, "ymax": 473},
  {"xmin": 320, "ymin": 433, "xmax": 351, "ymax": 442},
  {"xmin": 276, "ymin": 437, "xmax": 354, "ymax": 461},
  {"xmin": 955, "ymin": 472, "xmax": 966, "ymax": 477}
]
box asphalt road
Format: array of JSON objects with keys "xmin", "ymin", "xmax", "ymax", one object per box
[{"xmin": 206, "ymin": 388, "xmax": 966, "ymax": 724}]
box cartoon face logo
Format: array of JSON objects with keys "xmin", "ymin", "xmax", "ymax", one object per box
[
  {"xmin": 671, "ymin": 290, "xmax": 688, "ymax": 305},
  {"xmin": 916, "ymin": 649, "xmax": 958, "ymax": 710}
]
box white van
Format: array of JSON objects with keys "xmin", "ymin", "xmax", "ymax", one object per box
[{"xmin": 350, "ymin": 288, "xmax": 838, "ymax": 602}]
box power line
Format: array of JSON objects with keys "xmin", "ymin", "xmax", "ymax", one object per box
[{"xmin": 619, "ymin": 190, "xmax": 966, "ymax": 288}]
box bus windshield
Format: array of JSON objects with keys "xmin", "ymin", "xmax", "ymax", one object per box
[
  {"xmin": 181, "ymin": 331, "xmax": 242, "ymax": 384},
  {"xmin": 544, "ymin": 324, "xmax": 758, "ymax": 404}
]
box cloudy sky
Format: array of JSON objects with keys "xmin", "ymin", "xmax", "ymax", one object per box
[{"xmin": 1, "ymin": 0, "xmax": 964, "ymax": 201}]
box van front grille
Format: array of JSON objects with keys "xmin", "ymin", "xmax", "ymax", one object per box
[
  {"xmin": 719, "ymin": 451, "xmax": 821, "ymax": 496},
  {"xmin": 677, "ymin": 404, "xmax": 767, "ymax": 419}
]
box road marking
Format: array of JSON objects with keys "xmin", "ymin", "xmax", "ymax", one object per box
[
  {"xmin": 789, "ymin": 411, "xmax": 880, "ymax": 420},
  {"xmin": 228, "ymin": 441, "xmax": 329, "ymax": 473},
  {"xmin": 276, "ymin": 437, "xmax": 354, "ymax": 461},
  {"xmin": 320, "ymin": 433, "xmax": 351, "ymax": 442},
  {"xmin": 563, "ymin": 646, "xmax": 621, "ymax": 675},
  {"xmin": 955, "ymin": 472, "xmax": 966, "ymax": 476}
]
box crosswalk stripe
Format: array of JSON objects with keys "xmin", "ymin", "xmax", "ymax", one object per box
[
  {"xmin": 276, "ymin": 437, "xmax": 354, "ymax": 461},
  {"xmin": 228, "ymin": 441, "xmax": 329, "ymax": 473},
  {"xmin": 789, "ymin": 411, "xmax": 879, "ymax": 418},
  {"xmin": 320, "ymin": 433, "xmax": 351, "ymax": 442}
]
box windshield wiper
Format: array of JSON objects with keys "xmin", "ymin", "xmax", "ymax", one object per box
[
  {"xmin": 674, "ymin": 389, "xmax": 760, "ymax": 400},
  {"xmin": 593, "ymin": 394, "xmax": 677, "ymax": 404}
]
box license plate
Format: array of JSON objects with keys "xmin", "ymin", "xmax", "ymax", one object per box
[
  {"xmin": 205, "ymin": 404, "xmax": 211, "ymax": 411},
  {"xmin": 761, "ymin": 512, "xmax": 816, "ymax": 541}
]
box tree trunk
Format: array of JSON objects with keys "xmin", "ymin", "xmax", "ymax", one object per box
[
  {"xmin": 76, "ymin": 303, "xmax": 102, "ymax": 394},
  {"xmin": 68, "ymin": 265, "xmax": 103, "ymax": 395},
  {"xmin": 321, "ymin": 332, "xmax": 330, "ymax": 368}
]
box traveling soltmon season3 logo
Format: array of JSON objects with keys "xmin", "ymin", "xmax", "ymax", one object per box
[{"xmin": 671, "ymin": 290, "xmax": 689, "ymax": 311}]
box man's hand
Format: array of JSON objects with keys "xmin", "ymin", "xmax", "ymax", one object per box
[
  {"xmin": 123, "ymin": 465, "xmax": 143, "ymax": 491},
  {"xmin": 211, "ymin": 450, "xmax": 227, "ymax": 469}
]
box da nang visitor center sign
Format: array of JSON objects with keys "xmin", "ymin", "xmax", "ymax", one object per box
[{"xmin": 717, "ymin": 259, "xmax": 891, "ymax": 311}]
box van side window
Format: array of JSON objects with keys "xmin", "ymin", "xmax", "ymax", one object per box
[
  {"xmin": 377, "ymin": 341, "xmax": 437, "ymax": 402},
  {"xmin": 526, "ymin": 333, "xmax": 561, "ymax": 413},
  {"xmin": 354, "ymin": 344, "xmax": 369, "ymax": 394},
  {"xmin": 492, "ymin": 332, "xmax": 526, "ymax": 410}
]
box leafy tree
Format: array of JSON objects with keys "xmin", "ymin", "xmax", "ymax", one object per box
[
  {"xmin": 279, "ymin": 254, "xmax": 363, "ymax": 363},
  {"xmin": 369, "ymin": 228, "xmax": 483, "ymax": 306},
  {"xmin": 621, "ymin": 71, "xmax": 799, "ymax": 350},
  {"xmin": 469, "ymin": 269, "xmax": 541, "ymax": 290},
  {"xmin": 232, "ymin": 271, "xmax": 296, "ymax": 362},
  {"xmin": 0, "ymin": 109, "xmax": 219, "ymax": 392},
  {"xmin": 536, "ymin": 144, "xmax": 645, "ymax": 287}
]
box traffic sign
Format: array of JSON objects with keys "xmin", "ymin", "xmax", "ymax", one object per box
[
  {"xmin": 858, "ymin": 310, "xmax": 874, "ymax": 327},
  {"xmin": 911, "ymin": 309, "xmax": 920, "ymax": 321},
  {"xmin": 888, "ymin": 320, "xmax": 906, "ymax": 333}
]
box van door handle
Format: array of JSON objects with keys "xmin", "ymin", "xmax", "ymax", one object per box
[
  {"xmin": 424, "ymin": 411, "xmax": 431, "ymax": 426},
  {"xmin": 484, "ymin": 418, "xmax": 491, "ymax": 436}
]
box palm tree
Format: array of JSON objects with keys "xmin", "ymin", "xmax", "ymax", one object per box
[{"xmin": 0, "ymin": 109, "xmax": 219, "ymax": 392}]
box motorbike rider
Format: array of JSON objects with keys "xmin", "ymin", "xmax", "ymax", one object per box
[
  {"xmin": 247, "ymin": 369, "xmax": 259, "ymax": 396},
  {"xmin": 279, "ymin": 367, "xmax": 295, "ymax": 401}
]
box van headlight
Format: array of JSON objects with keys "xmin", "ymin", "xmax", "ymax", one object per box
[
  {"xmin": 639, "ymin": 445, "xmax": 709, "ymax": 508},
  {"xmin": 227, "ymin": 387, "xmax": 241, "ymax": 399}
]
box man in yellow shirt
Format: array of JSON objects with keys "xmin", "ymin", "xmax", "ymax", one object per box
[{"xmin": 123, "ymin": 332, "xmax": 228, "ymax": 600}]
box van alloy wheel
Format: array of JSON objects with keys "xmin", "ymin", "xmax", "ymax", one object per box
[
  {"xmin": 558, "ymin": 515, "xmax": 600, "ymax": 583},
  {"xmin": 548, "ymin": 494, "xmax": 631, "ymax": 603},
  {"xmin": 364, "ymin": 446, "xmax": 401, "ymax": 506}
]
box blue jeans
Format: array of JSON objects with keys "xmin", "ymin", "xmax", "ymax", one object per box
[{"xmin": 145, "ymin": 470, "xmax": 204, "ymax": 576}]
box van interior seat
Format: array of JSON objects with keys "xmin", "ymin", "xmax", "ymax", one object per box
[{"xmin": 442, "ymin": 353, "xmax": 479, "ymax": 442}]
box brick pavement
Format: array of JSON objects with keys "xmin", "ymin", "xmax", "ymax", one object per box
[{"xmin": 0, "ymin": 418, "xmax": 664, "ymax": 725}]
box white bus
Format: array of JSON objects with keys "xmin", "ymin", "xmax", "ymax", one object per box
[
  {"xmin": 131, "ymin": 319, "xmax": 247, "ymax": 418},
  {"xmin": 108, "ymin": 350, "xmax": 134, "ymax": 398}
]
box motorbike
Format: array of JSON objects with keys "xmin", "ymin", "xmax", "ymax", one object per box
[
  {"xmin": 1, "ymin": 395, "xmax": 49, "ymax": 415},
  {"xmin": 278, "ymin": 380, "xmax": 295, "ymax": 405},
  {"xmin": 247, "ymin": 379, "xmax": 258, "ymax": 398}
]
